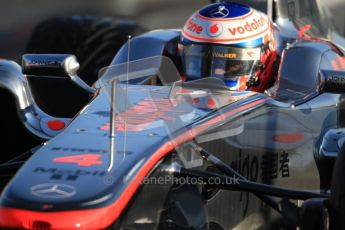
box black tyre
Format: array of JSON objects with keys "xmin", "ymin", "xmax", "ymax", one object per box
[
  {"xmin": 159, "ymin": 184, "xmax": 208, "ymax": 230},
  {"xmin": 25, "ymin": 16, "xmax": 145, "ymax": 117},
  {"xmin": 329, "ymin": 142, "xmax": 345, "ymax": 229}
]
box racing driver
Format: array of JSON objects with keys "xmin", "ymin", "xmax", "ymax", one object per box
[{"xmin": 179, "ymin": 2, "xmax": 279, "ymax": 92}]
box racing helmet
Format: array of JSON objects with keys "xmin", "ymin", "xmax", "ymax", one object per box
[{"xmin": 179, "ymin": 2, "xmax": 277, "ymax": 91}]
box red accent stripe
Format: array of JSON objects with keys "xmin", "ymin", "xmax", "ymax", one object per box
[
  {"xmin": 273, "ymin": 132, "xmax": 304, "ymax": 144},
  {"xmin": 182, "ymin": 24, "xmax": 269, "ymax": 43},
  {"xmin": 0, "ymin": 98, "xmax": 268, "ymax": 229},
  {"xmin": 196, "ymin": 9, "xmax": 254, "ymax": 22}
]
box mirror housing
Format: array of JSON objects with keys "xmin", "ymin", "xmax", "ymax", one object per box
[
  {"xmin": 22, "ymin": 54, "xmax": 79, "ymax": 77},
  {"xmin": 22, "ymin": 54, "xmax": 95, "ymax": 93},
  {"xmin": 320, "ymin": 69, "xmax": 345, "ymax": 93}
]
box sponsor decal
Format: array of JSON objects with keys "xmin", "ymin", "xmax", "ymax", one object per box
[
  {"xmin": 34, "ymin": 167, "xmax": 106, "ymax": 181},
  {"xmin": 207, "ymin": 23, "xmax": 223, "ymax": 37},
  {"xmin": 51, "ymin": 147, "xmax": 108, "ymax": 154},
  {"xmin": 228, "ymin": 150, "xmax": 291, "ymax": 183},
  {"xmin": 247, "ymin": 51, "xmax": 256, "ymax": 58},
  {"xmin": 210, "ymin": 5, "xmax": 230, "ymax": 18},
  {"xmin": 228, "ymin": 16, "xmax": 266, "ymax": 36},
  {"xmin": 261, "ymin": 151, "xmax": 290, "ymax": 179},
  {"xmin": 185, "ymin": 47, "xmax": 259, "ymax": 61},
  {"xmin": 183, "ymin": 10, "xmax": 269, "ymax": 44},
  {"xmin": 242, "ymin": 48, "xmax": 261, "ymax": 60},
  {"xmin": 31, "ymin": 183, "xmax": 76, "ymax": 198},
  {"xmin": 184, "ymin": 49, "xmax": 237, "ymax": 59},
  {"xmin": 100, "ymin": 98, "xmax": 185, "ymax": 132},
  {"xmin": 30, "ymin": 59, "xmax": 61, "ymax": 66},
  {"xmin": 327, "ymin": 75, "xmax": 345, "ymax": 86},
  {"xmin": 53, "ymin": 154, "xmax": 103, "ymax": 167},
  {"xmin": 186, "ymin": 18, "xmax": 203, "ymax": 34},
  {"xmin": 212, "ymin": 51, "xmax": 236, "ymax": 59},
  {"xmin": 230, "ymin": 150, "xmax": 290, "ymax": 217}
]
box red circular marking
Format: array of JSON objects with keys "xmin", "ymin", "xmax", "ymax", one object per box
[
  {"xmin": 210, "ymin": 24, "xmax": 219, "ymax": 33},
  {"xmin": 47, "ymin": 120, "xmax": 65, "ymax": 131},
  {"xmin": 207, "ymin": 98, "xmax": 216, "ymax": 108}
]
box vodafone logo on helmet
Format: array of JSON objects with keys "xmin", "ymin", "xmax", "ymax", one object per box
[
  {"xmin": 186, "ymin": 18, "xmax": 203, "ymax": 34},
  {"xmin": 207, "ymin": 23, "xmax": 223, "ymax": 37},
  {"xmin": 182, "ymin": 9, "xmax": 269, "ymax": 45},
  {"xmin": 228, "ymin": 16, "xmax": 267, "ymax": 36}
]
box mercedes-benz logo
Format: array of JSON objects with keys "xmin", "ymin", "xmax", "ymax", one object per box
[
  {"xmin": 31, "ymin": 183, "xmax": 76, "ymax": 198},
  {"xmin": 210, "ymin": 5, "xmax": 230, "ymax": 18}
]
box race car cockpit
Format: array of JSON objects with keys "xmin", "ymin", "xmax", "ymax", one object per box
[{"xmin": 266, "ymin": 39, "xmax": 345, "ymax": 105}]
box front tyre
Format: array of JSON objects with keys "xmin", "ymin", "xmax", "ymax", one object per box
[
  {"xmin": 25, "ymin": 16, "xmax": 145, "ymax": 117},
  {"xmin": 329, "ymin": 143, "xmax": 345, "ymax": 229}
]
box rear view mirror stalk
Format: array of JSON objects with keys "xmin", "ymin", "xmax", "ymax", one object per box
[{"xmin": 22, "ymin": 54, "xmax": 96, "ymax": 93}]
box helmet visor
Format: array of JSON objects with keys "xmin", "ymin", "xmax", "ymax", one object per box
[{"xmin": 180, "ymin": 44, "xmax": 261, "ymax": 82}]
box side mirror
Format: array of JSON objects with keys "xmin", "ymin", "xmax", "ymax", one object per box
[
  {"xmin": 22, "ymin": 54, "xmax": 95, "ymax": 93},
  {"xmin": 319, "ymin": 128, "xmax": 345, "ymax": 158},
  {"xmin": 320, "ymin": 69, "xmax": 345, "ymax": 94}
]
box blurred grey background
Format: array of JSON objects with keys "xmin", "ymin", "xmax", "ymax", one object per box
[
  {"xmin": 0, "ymin": 0, "xmax": 207, "ymax": 61},
  {"xmin": 0, "ymin": 0, "xmax": 344, "ymax": 62}
]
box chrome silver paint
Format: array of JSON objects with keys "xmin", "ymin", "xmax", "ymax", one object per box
[
  {"xmin": 22, "ymin": 54, "xmax": 96, "ymax": 93},
  {"xmin": 65, "ymin": 55, "xmax": 95, "ymax": 93},
  {"xmin": 0, "ymin": 59, "xmax": 70, "ymax": 139}
]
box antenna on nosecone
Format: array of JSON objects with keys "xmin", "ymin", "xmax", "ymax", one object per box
[
  {"xmin": 108, "ymin": 35, "xmax": 132, "ymax": 172},
  {"xmin": 123, "ymin": 35, "xmax": 131, "ymax": 162}
]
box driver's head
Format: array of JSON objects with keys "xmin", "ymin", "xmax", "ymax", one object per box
[{"xmin": 179, "ymin": 2, "xmax": 277, "ymax": 92}]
